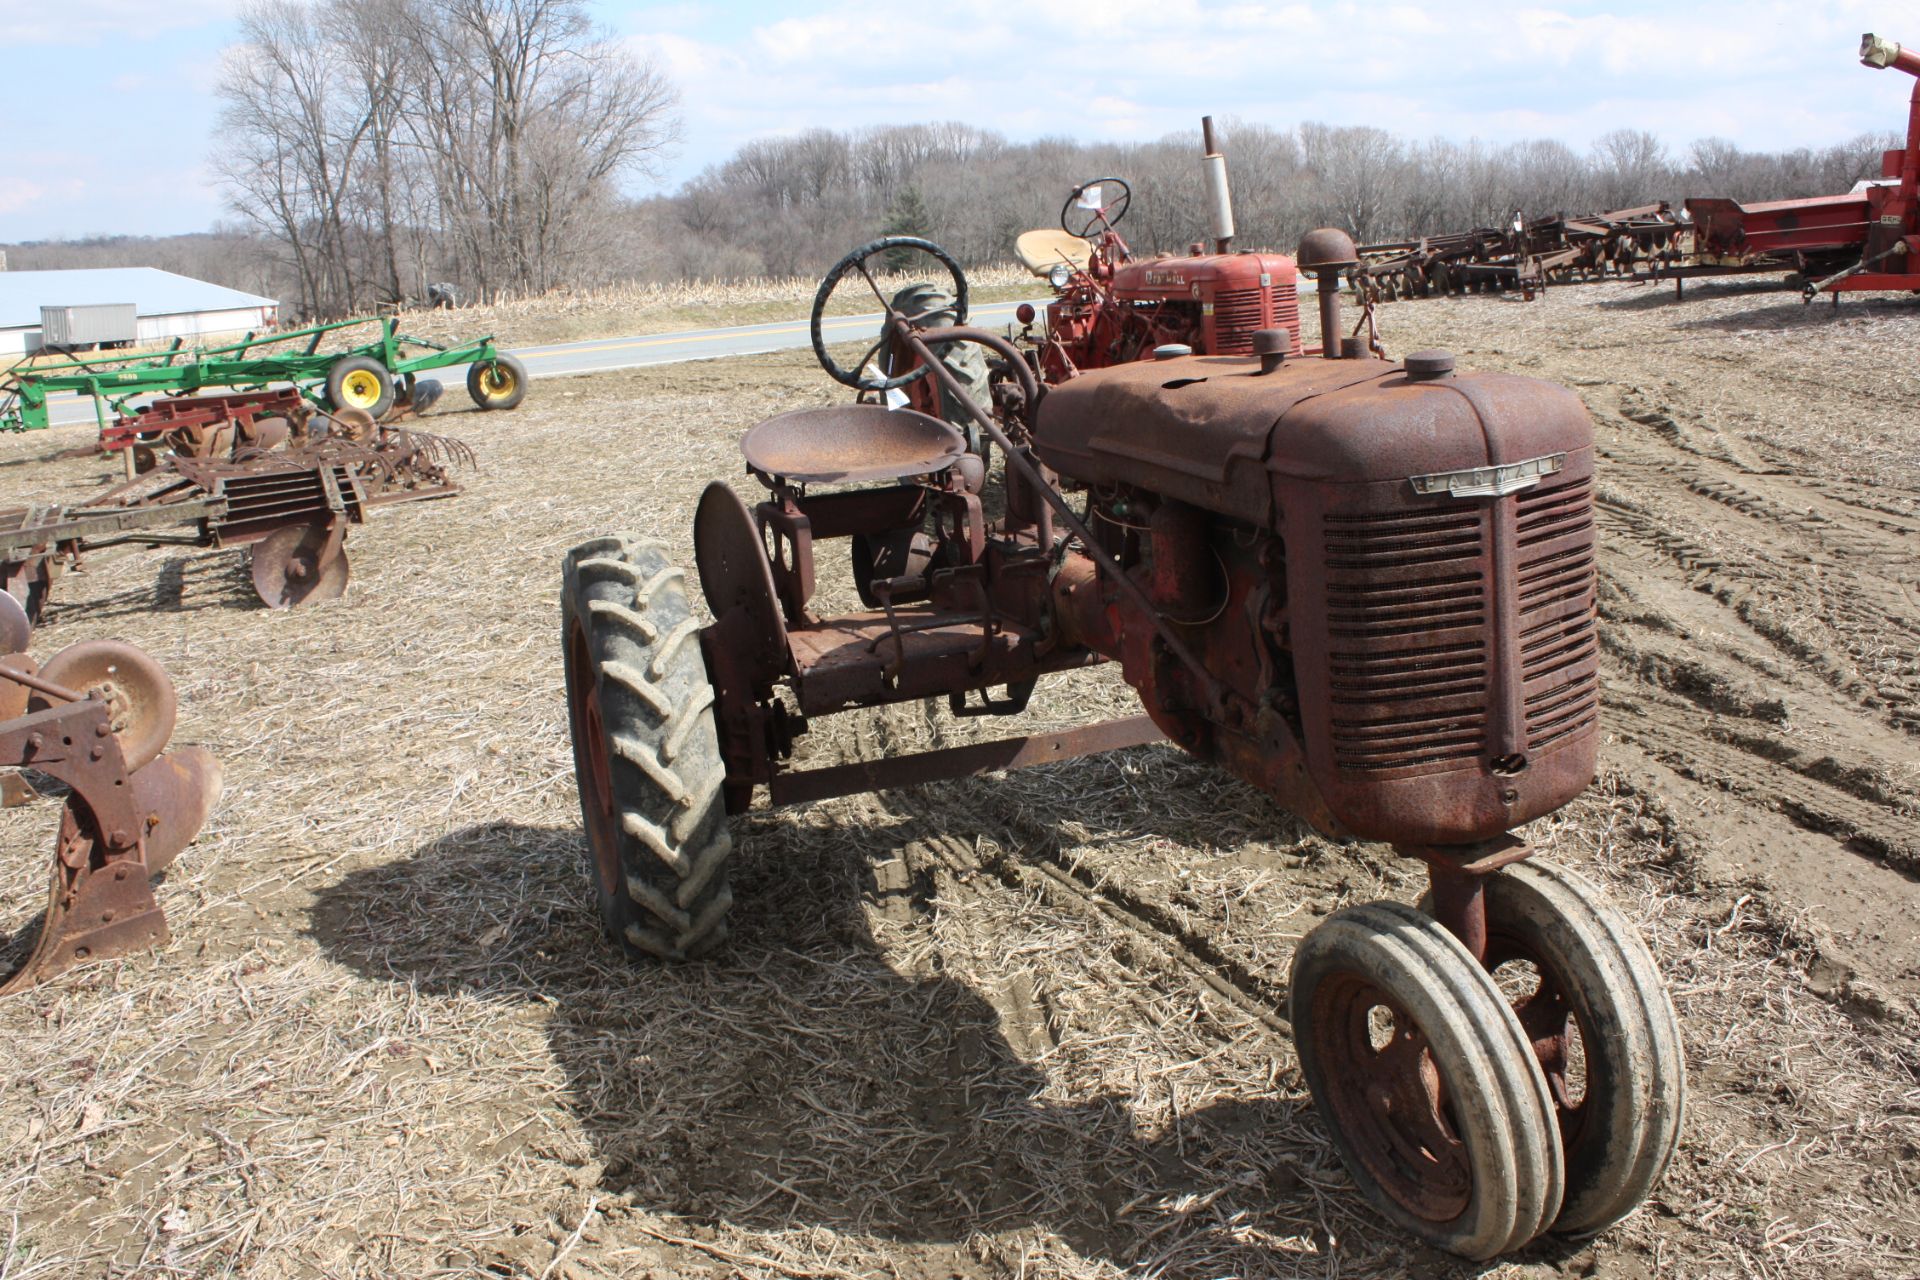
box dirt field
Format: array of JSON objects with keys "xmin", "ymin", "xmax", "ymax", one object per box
[{"xmin": 1, "ymin": 278, "xmax": 1916, "ymax": 1279}]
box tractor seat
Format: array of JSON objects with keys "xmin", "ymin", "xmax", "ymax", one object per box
[
  {"xmin": 1015, "ymin": 228, "xmax": 1093, "ymax": 277},
  {"xmin": 741, "ymin": 405, "xmax": 966, "ymax": 486}
]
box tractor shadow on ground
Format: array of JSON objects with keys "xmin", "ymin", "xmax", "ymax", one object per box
[{"xmin": 310, "ymin": 811, "xmax": 1576, "ymax": 1278}]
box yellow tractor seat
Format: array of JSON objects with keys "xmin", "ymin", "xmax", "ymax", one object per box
[{"xmin": 1015, "ymin": 228, "xmax": 1093, "ymax": 277}]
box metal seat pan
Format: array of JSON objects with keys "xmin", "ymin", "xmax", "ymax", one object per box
[{"xmin": 741, "ymin": 405, "xmax": 965, "ymax": 485}]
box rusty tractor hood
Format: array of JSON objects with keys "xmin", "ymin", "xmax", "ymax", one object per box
[{"xmin": 1032, "ymin": 354, "xmax": 1593, "ymax": 525}]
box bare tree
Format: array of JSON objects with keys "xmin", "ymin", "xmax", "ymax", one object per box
[
  {"xmin": 1592, "ymin": 129, "xmax": 1670, "ymax": 210},
  {"xmin": 213, "ymin": 0, "xmax": 677, "ymax": 314}
]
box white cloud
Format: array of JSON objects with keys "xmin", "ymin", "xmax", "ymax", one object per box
[{"xmin": 622, "ymin": 0, "xmax": 1914, "ymax": 193}]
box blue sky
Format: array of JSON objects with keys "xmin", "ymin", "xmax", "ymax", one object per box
[{"xmin": 0, "ymin": 0, "xmax": 1912, "ymax": 242}]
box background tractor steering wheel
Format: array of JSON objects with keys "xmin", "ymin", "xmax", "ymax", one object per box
[
  {"xmin": 1060, "ymin": 177, "xmax": 1132, "ymax": 238},
  {"xmin": 810, "ymin": 236, "xmax": 970, "ymax": 391}
]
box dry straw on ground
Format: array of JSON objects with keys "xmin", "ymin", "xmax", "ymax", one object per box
[{"xmin": 0, "ymin": 279, "xmax": 1916, "ymax": 1279}]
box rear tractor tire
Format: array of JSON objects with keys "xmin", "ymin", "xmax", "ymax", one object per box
[{"xmin": 562, "ymin": 535, "xmax": 734, "ymax": 960}]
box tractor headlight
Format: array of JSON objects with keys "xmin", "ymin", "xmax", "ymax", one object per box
[{"xmin": 1049, "ymin": 263, "xmax": 1073, "ymax": 290}]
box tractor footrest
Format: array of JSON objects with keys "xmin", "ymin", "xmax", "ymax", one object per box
[{"xmin": 788, "ymin": 609, "xmax": 1034, "ymax": 713}]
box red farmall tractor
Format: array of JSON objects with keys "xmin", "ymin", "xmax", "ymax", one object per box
[
  {"xmin": 559, "ymin": 204, "xmax": 1683, "ymax": 1254},
  {"xmin": 1008, "ymin": 142, "xmax": 1310, "ymax": 383}
]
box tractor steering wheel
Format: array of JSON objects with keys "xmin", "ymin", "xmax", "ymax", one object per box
[
  {"xmin": 1060, "ymin": 177, "xmax": 1132, "ymax": 238},
  {"xmin": 810, "ymin": 236, "xmax": 971, "ymax": 391}
]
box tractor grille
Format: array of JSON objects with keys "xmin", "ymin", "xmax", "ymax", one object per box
[
  {"xmin": 1211, "ymin": 287, "xmax": 1264, "ymax": 353},
  {"xmin": 1324, "ymin": 508, "xmax": 1490, "ymax": 774},
  {"xmin": 1515, "ymin": 476, "xmax": 1598, "ymax": 751},
  {"xmin": 1272, "ymin": 285, "xmax": 1302, "ymax": 353}
]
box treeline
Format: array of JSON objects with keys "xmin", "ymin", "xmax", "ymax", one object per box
[
  {"xmin": 642, "ymin": 120, "xmax": 1901, "ymax": 279},
  {"xmin": 211, "ymin": 0, "xmax": 675, "ymax": 317},
  {"xmin": 7, "ymin": 114, "xmax": 1897, "ymax": 316}
]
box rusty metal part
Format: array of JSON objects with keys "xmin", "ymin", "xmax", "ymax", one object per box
[
  {"xmin": 1308, "ymin": 968, "xmax": 1474, "ymax": 1222},
  {"xmin": 0, "ymin": 772, "xmax": 35, "ymax": 807},
  {"xmin": 0, "ymin": 588, "xmax": 28, "ymax": 654},
  {"xmin": 1, "ymin": 644, "xmax": 221, "ymax": 997},
  {"xmin": 1298, "ymin": 228, "xmax": 1358, "ymax": 358},
  {"xmin": 1034, "ymin": 345, "xmax": 1600, "ymax": 847},
  {"xmin": 99, "ymin": 389, "xmax": 308, "ymax": 461},
  {"xmin": 740, "ymin": 405, "xmax": 966, "ymax": 485},
  {"xmin": 769, "ymin": 713, "xmax": 1163, "ymax": 806},
  {"xmin": 0, "ymin": 654, "xmax": 33, "ymax": 722},
  {"xmin": 1, "ymin": 422, "xmax": 471, "ymax": 620},
  {"xmin": 133, "ymin": 746, "xmax": 222, "ymax": 874},
  {"xmin": 694, "ymin": 481, "xmax": 789, "ymax": 685},
  {"xmin": 250, "ymin": 521, "xmax": 349, "ymax": 609},
  {"xmin": 29, "ymin": 640, "xmax": 179, "ymax": 772},
  {"xmin": 906, "ymin": 323, "xmax": 1230, "ymax": 720},
  {"xmin": 327, "ymin": 406, "xmax": 378, "ymax": 443}
]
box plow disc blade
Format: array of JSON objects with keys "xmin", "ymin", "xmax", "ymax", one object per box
[
  {"xmin": 133, "ymin": 747, "xmax": 223, "ymax": 874},
  {"xmin": 0, "ymin": 589, "xmax": 28, "ymax": 655},
  {"xmin": 251, "ymin": 522, "xmax": 349, "ymax": 609},
  {"xmin": 33, "ymin": 640, "xmax": 178, "ymax": 772}
]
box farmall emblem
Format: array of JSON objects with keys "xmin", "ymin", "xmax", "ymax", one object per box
[{"xmin": 1142, "ymin": 269, "xmax": 1187, "ymax": 287}]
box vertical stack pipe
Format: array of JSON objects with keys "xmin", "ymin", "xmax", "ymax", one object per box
[{"xmin": 1200, "ymin": 116, "xmax": 1235, "ymax": 255}]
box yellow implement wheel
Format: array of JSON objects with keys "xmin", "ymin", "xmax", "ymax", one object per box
[
  {"xmin": 466, "ymin": 353, "xmax": 528, "ymax": 410},
  {"xmin": 340, "ymin": 369, "xmax": 383, "ymax": 407},
  {"xmin": 325, "ymin": 355, "xmax": 396, "ymax": 419}
]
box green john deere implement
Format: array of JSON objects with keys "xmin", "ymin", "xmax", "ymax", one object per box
[{"xmin": 0, "ymin": 316, "xmax": 529, "ymax": 434}]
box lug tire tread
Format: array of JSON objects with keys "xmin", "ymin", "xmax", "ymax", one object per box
[{"xmin": 562, "ymin": 534, "xmax": 733, "ymax": 960}]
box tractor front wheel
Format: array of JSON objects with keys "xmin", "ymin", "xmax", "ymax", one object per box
[
  {"xmin": 325, "ymin": 355, "xmax": 396, "ymax": 419},
  {"xmin": 467, "ymin": 354, "xmax": 528, "ymax": 410},
  {"xmin": 561, "ymin": 535, "xmax": 734, "ymax": 960},
  {"xmin": 1291, "ymin": 901, "xmax": 1564, "ymax": 1259}
]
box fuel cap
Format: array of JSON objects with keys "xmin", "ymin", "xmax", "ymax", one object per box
[{"xmin": 1405, "ymin": 349, "xmax": 1456, "ymax": 381}]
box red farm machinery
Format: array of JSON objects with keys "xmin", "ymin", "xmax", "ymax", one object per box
[
  {"xmin": 0, "ymin": 629, "xmax": 222, "ymax": 995},
  {"xmin": 1351, "ymin": 33, "xmax": 1920, "ymax": 305},
  {"xmin": 555, "ymin": 113, "xmax": 1684, "ymax": 1260},
  {"xmin": 1685, "ymin": 34, "xmax": 1920, "ymax": 297}
]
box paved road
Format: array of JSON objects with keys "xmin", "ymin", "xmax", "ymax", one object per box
[{"xmin": 35, "ymin": 300, "xmax": 1034, "ymax": 429}]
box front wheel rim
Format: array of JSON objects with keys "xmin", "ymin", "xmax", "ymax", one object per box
[{"xmin": 1311, "ymin": 971, "xmax": 1474, "ymax": 1223}]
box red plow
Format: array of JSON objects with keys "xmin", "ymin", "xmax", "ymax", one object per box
[{"xmin": 0, "ymin": 636, "xmax": 221, "ymax": 995}]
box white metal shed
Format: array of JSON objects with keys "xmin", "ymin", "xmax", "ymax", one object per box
[{"xmin": 0, "ymin": 268, "xmax": 278, "ymax": 356}]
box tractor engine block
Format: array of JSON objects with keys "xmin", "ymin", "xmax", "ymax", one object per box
[{"xmin": 1034, "ymin": 347, "xmax": 1599, "ymax": 847}]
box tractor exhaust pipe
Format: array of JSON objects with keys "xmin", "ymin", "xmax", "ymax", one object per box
[
  {"xmin": 1296, "ymin": 228, "xmax": 1360, "ymax": 359},
  {"xmin": 1200, "ymin": 116, "xmax": 1235, "ymax": 254}
]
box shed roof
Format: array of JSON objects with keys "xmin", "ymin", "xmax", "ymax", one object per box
[{"xmin": 0, "ymin": 268, "xmax": 277, "ymax": 329}]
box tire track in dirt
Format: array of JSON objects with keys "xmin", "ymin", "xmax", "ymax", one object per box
[
  {"xmin": 849, "ymin": 708, "xmax": 1294, "ymax": 1043},
  {"xmin": 1571, "ymin": 379, "xmax": 1920, "ymax": 1001},
  {"xmin": 1594, "ymin": 452, "xmax": 1920, "ymax": 735},
  {"xmin": 1605, "ymin": 696, "xmax": 1918, "ymax": 872}
]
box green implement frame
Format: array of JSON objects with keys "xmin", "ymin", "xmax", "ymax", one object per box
[{"xmin": 1, "ymin": 316, "xmax": 514, "ymax": 433}]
